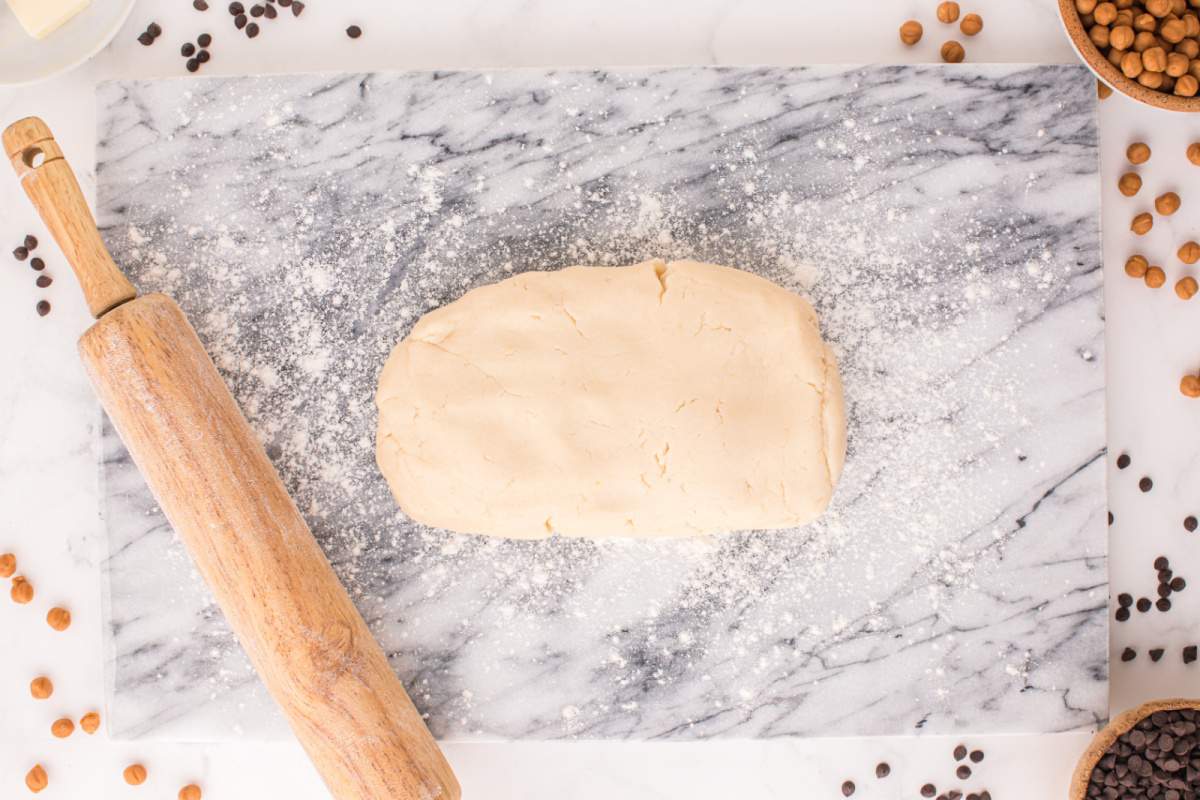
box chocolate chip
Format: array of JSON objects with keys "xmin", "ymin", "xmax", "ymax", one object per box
[
  {"xmin": 1156, "ymin": 556, "xmax": 1171, "ymax": 571},
  {"xmin": 250, "ymin": 4, "xmax": 264, "ymax": 16},
  {"xmin": 1159, "ymin": 597, "xmax": 1173, "ymax": 611},
  {"xmin": 29, "ymin": 257, "xmax": 44, "ymax": 271},
  {"xmin": 1138, "ymin": 597, "xmax": 1153, "ymax": 612},
  {"xmin": 947, "ymin": 791, "xmax": 963, "ymax": 800},
  {"xmin": 1118, "ymin": 453, "xmax": 1131, "ymax": 469},
  {"xmin": 137, "ymin": 31, "xmax": 154, "ymax": 45},
  {"xmin": 1122, "ymin": 647, "xmax": 1137, "ymax": 662},
  {"xmin": 198, "ymin": 32, "xmax": 212, "ymax": 46},
  {"xmin": 147, "ymin": 22, "xmax": 162, "ymax": 37},
  {"xmin": 1159, "ymin": 583, "xmax": 1174, "ymax": 598},
  {"xmin": 875, "ymin": 763, "xmax": 890, "ymax": 779},
  {"xmin": 235, "ymin": 13, "xmax": 247, "ymax": 28},
  {"xmin": 1160, "ymin": 568, "xmax": 1174, "ymax": 583},
  {"xmin": 36, "ymin": 300, "xmax": 50, "ymax": 316},
  {"xmin": 346, "ymin": 24, "xmax": 363, "ymax": 38},
  {"xmin": 956, "ymin": 765, "xmax": 971, "ymax": 779},
  {"xmin": 23, "ymin": 235, "xmax": 37, "ymax": 250},
  {"xmin": 291, "ymin": 1, "xmax": 304, "ymax": 15},
  {"xmin": 1173, "ymin": 577, "xmax": 1187, "ymax": 592},
  {"xmin": 197, "ymin": 49, "xmax": 210, "ymax": 63},
  {"xmin": 246, "ymin": 21, "xmax": 259, "ymax": 36},
  {"xmin": 186, "ymin": 58, "xmax": 200, "ymax": 72},
  {"xmin": 1151, "ymin": 648, "xmax": 1165, "ymax": 662},
  {"xmin": 1116, "ymin": 607, "xmax": 1131, "ymax": 622},
  {"xmin": 1140, "ymin": 476, "xmax": 1154, "ymax": 492},
  {"xmin": 1187, "ymin": 516, "xmax": 1198, "ymax": 532},
  {"xmin": 1186, "ymin": 646, "xmax": 1197, "ymax": 664},
  {"xmin": 953, "ymin": 744, "xmax": 967, "ymax": 761},
  {"xmin": 278, "ymin": 0, "xmax": 291, "ymax": 4},
  {"xmin": 35, "ymin": 275, "xmax": 51, "ymax": 288},
  {"xmin": 1119, "ymin": 593, "xmax": 1133, "ymax": 607},
  {"xmin": 264, "ymin": 2, "xmax": 277, "ymax": 17},
  {"xmin": 193, "ymin": 0, "xmax": 209, "ymax": 9},
  {"xmin": 841, "ymin": 780, "xmax": 855, "ymax": 797},
  {"xmin": 921, "ymin": 785, "xmax": 936, "ymax": 798},
  {"xmin": 1109, "ymin": 511, "xmax": 1114, "ymax": 525},
  {"xmin": 182, "ymin": 42, "xmax": 196, "ymax": 56},
  {"xmin": 228, "ymin": 1, "xmax": 243, "ymax": 13},
  {"xmin": 13, "ymin": 246, "xmax": 28, "ymax": 260}
]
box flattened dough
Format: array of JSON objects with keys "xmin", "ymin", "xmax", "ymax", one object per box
[{"xmin": 375, "ymin": 259, "xmax": 846, "ymax": 538}]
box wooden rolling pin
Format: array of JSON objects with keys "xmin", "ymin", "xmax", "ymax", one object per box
[{"xmin": 4, "ymin": 117, "xmax": 460, "ymax": 800}]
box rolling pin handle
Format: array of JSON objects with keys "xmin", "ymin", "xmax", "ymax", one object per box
[{"xmin": 3, "ymin": 116, "xmax": 137, "ymax": 318}]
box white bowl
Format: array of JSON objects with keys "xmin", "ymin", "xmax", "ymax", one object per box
[{"xmin": 0, "ymin": 0, "xmax": 136, "ymax": 86}]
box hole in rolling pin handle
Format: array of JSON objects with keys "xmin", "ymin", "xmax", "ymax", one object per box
[{"xmin": 21, "ymin": 147, "xmax": 45, "ymax": 169}]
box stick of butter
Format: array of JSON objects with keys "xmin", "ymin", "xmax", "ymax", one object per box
[{"xmin": 6, "ymin": 0, "xmax": 91, "ymax": 39}]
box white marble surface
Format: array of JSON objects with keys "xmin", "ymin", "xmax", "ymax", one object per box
[{"xmin": 0, "ymin": 0, "xmax": 1195, "ymax": 797}]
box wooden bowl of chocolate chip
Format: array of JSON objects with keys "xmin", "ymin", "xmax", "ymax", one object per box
[
  {"xmin": 1058, "ymin": 0, "xmax": 1200, "ymax": 111},
  {"xmin": 1070, "ymin": 699, "xmax": 1200, "ymax": 799}
]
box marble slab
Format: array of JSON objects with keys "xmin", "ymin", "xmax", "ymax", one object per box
[{"xmin": 94, "ymin": 65, "xmax": 1107, "ymax": 742}]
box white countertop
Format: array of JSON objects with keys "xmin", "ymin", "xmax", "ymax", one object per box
[{"xmin": 0, "ymin": 0, "xmax": 1195, "ymax": 797}]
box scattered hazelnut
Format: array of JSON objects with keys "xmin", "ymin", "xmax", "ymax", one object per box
[
  {"xmin": 937, "ymin": 1, "xmax": 961, "ymax": 23},
  {"xmin": 46, "ymin": 606, "xmax": 71, "ymax": 632},
  {"xmin": 1146, "ymin": 265, "xmax": 1167, "ymax": 287},
  {"xmin": 0, "ymin": 553, "xmax": 14, "ymax": 578},
  {"xmin": 124, "ymin": 764, "xmax": 148, "ymax": 786},
  {"xmin": 1132, "ymin": 212, "xmax": 1154, "ymax": 234},
  {"xmin": 1188, "ymin": 142, "xmax": 1200, "ymax": 164},
  {"xmin": 1180, "ymin": 241, "xmax": 1200, "ymax": 263},
  {"xmin": 11, "ymin": 575, "xmax": 33, "ymax": 604},
  {"xmin": 1178, "ymin": 74, "xmax": 1200, "ymax": 95},
  {"xmin": 1126, "ymin": 254, "xmax": 1150, "ymax": 277},
  {"xmin": 1099, "ymin": 80, "xmax": 1114, "ymax": 98},
  {"xmin": 1177, "ymin": 276, "xmax": 1199, "ymax": 298},
  {"xmin": 900, "ymin": 20, "xmax": 923, "ymax": 45},
  {"xmin": 30, "ymin": 675, "xmax": 53, "ymax": 699},
  {"xmin": 1128, "ymin": 142, "xmax": 1152, "ymax": 164},
  {"xmin": 941, "ymin": 40, "xmax": 965, "ymax": 62},
  {"xmin": 1119, "ymin": 172, "xmax": 1143, "ymax": 196},
  {"xmin": 26, "ymin": 764, "xmax": 48, "ymax": 793},
  {"xmin": 1157, "ymin": 191, "xmax": 1182, "ymax": 214},
  {"xmin": 1111, "ymin": 24, "xmax": 1136, "ymax": 49},
  {"xmin": 79, "ymin": 711, "xmax": 101, "ymax": 734},
  {"xmin": 1182, "ymin": 374, "xmax": 1200, "ymax": 397},
  {"xmin": 960, "ymin": 13, "xmax": 983, "ymax": 35},
  {"xmin": 51, "ymin": 718, "xmax": 75, "ymax": 738},
  {"xmin": 179, "ymin": 784, "xmax": 203, "ymax": 800}
]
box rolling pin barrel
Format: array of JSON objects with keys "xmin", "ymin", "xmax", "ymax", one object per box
[{"xmin": 6, "ymin": 117, "xmax": 459, "ymax": 800}]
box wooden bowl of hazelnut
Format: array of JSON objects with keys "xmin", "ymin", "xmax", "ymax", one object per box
[{"xmin": 1058, "ymin": 0, "xmax": 1200, "ymax": 111}]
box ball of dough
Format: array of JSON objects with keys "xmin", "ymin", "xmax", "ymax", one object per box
[{"xmin": 376, "ymin": 259, "xmax": 846, "ymax": 538}]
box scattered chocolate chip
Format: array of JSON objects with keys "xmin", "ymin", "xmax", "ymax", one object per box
[
  {"xmin": 1108, "ymin": 511, "xmax": 1114, "ymax": 525},
  {"xmin": 246, "ymin": 21, "xmax": 259, "ymax": 37},
  {"xmin": 36, "ymin": 300, "xmax": 50, "ymax": 316},
  {"xmin": 290, "ymin": 1, "xmax": 304, "ymax": 15},
  {"xmin": 1187, "ymin": 516, "xmax": 1198, "ymax": 532},
  {"xmin": 1140, "ymin": 476, "xmax": 1154, "ymax": 492},
  {"xmin": 1159, "ymin": 583, "xmax": 1173, "ymax": 598},
  {"xmin": 953, "ymin": 744, "xmax": 967, "ymax": 761},
  {"xmin": 947, "ymin": 790, "xmax": 963, "ymax": 800},
  {"xmin": 194, "ymin": 0, "xmax": 209, "ymax": 9},
  {"xmin": 30, "ymin": 257, "xmax": 44, "ymax": 271},
  {"xmin": 263, "ymin": 3, "xmax": 276, "ymax": 18},
  {"xmin": 1158, "ymin": 597, "xmax": 1172, "ymax": 612},
  {"xmin": 35, "ymin": 275, "xmax": 51, "ymax": 288},
  {"xmin": 228, "ymin": 1, "xmax": 244, "ymax": 13},
  {"xmin": 841, "ymin": 780, "xmax": 855, "ymax": 797},
  {"xmin": 250, "ymin": 4, "xmax": 264, "ymax": 16},
  {"xmin": 1156, "ymin": 556, "xmax": 1170, "ymax": 571},
  {"xmin": 1150, "ymin": 648, "xmax": 1165, "ymax": 662},
  {"xmin": 1172, "ymin": 576, "xmax": 1187, "ymax": 592},
  {"xmin": 921, "ymin": 785, "xmax": 936, "ymax": 798},
  {"xmin": 1185, "ymin": 646, "xmax": 1197, "ymax": 664},
  {"xmin": 1116, "ymin": 607, "xmax": 1131, "ymax": 622},
  {"xmin": 197, "ymin": 49, "xmax": 210, "ymax": 63},
  {"xmin": 147, "ymin": 22, "xmax": 162, "ymax": 37},
  {"xmin": 186, "ymin": 58, "xmax": 200, "ymax": 72},
  {"xmin": 1118, "ymin": 453, "xmax": 1131, "ymax": 469},
  {"xmin": 13, "ymin": 245, "xmax": 28, "ymax": 260},
  {"xmin": 278, "ymin": 0, "xmax": 291, "ymax": 4},
  {"xmin": 23, "ymin": 235, "xmax": 37, "ymax": 250},
  {"xmin": 235, "ymin": 13, "xmax": 247, "ymax": 28},
  {"xmin": 875, "ymin": 763, "xmax": 890, "ymax": 779},
  {"xmin": 198, "ymin": 32, "xmax": 212, "ymax": 46},
  {"xmin": 182, "ymin": 42, "xmax": 196, "ymax": 56},
  {"xmin": 1122, "ymin": 647, "xmax": 1137, "ymax": 662},
  {"xmin": 1118, "ymin": 593, "xmax": 1133, "ymax": 607},
  {"xmin": 1160, "ymin": 568, "xmax": 1174, "ymax": 583},
  {"xmin": 956, "ymin": 765, "xmax": 971, "ymax": 780},
  {"xmin": 346, "ymin": 24, "xmax": 363, "ymax": 38},
  {"xmin": 137, "ymin": 31, "xmax": 154, "ymax": 45},
  {"xmin": 1138, "ymin": 597, "xmax": 1152, "ymax": 612}
]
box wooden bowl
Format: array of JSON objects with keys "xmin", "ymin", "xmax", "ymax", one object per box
[
  {"xmin": 1057, "ymin": 0, "xmax": 1200, "ymax": 112},
  {"xmin": 1069, "ymin": 698, "xmax": 1200, "ymax": 799}
]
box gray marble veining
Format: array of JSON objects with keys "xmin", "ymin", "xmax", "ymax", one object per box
[{"xmin": 95, "ymin": 65, "xmax": 1106, "ymax": 741}]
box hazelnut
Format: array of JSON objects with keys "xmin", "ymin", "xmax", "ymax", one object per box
[
  {"xmin": 1179, "ymin": 39, "xmax": 1200, "ymax": 58},
  {"xmin": 1180, "ymin": 241, "xmax": 1200, "ymax": 263},
  {"xmin": 46, "ymin": 606, "xmax": 70, "ymax": 631},
  {"xmin": 11, "ymin": 575, "xmax": 33, "ymax": 603},
  {"xmin": 1119, "ymin": 172, "xmax": 1143, "ymax": 196},
  {"xmin": 1140, "ymin": 69, "xmax": 1166, "ymax": 88},
  {"xmin": 1186, "ymin": 12, "xmax": 1200, "ymax": 36},
  {"xmin": 1177, "ymin": 276, "xmax": 1199, "ymax": 298},
  {"xmin": 941, "ymin": 40, "xmax": 965, "ymax": 62},
  {"xmin": 30, "ymin": 675, "xmax": 53, "ymax": 699},
  {"xmin": 179, "ymin": 785, "xmax": 203, "ymax": 800},
  {"xmin": 1127, "ymin": 141, "xmax": 1152, "ymax": 164},
  {"xmin": 1162, "ymin": 17, "xmax": 1188, "ymax": 42},
  {"xmin": 51, "ymin": 718, "xmax": 74, "ymax": 738},
  {"xmin": 26, "ymin": 764, "xmax": 47, "ymax": 794},
  {"xmin": 1077, "ymin": 0, "xmax": 1099, "ymax": 12},
  {"xmin": 1126, "ymin": 254, "xmax": 1150, "ymax": 276},
  {"xmin": 1109, "ymin": 46, "xmax": 1128, "ymax": 66},
  {"xmin": 960, "ymin": 12, "xmax": 983, "ymax": 34},
  {"xmin": 900, "ymin": 20, "xmax": 923, "ymax": 45},
  {"xmin": 0, "ymin": 553, "xmax": 14, "ymax": 578},
  {"xmin": 1146, "ymin": 265, "xmax": 1167, "ymax": 286},
  {"xmin": 1112, "ymin": 24, "xmax": 1136, "ymax": 49},
  {"xmin": 1123, "ymin": 50, "xmax": 1146, "ymax": 77},
  {"xmin": 1182, "ymin": 374, "xmax": 1200, "ymax": 397},
  {"xmin": 1157, "ymin": 191, "xmax": 1182, "ymax": 214},
  {"xmin": 937, "ymin": 1, "xmax": 961, "ymax": 23},
  {"xmin": 1174, "ymin": 0, "xmax": 1188, "ymax": 13},
  {"xmin": 79, "ymin": 711, "xmax": 101, "ymax": 734},
  {"xmin": 124, "ymin": 764, "xmax": 148, "ymax": 786},
  {"xmin": 1177, "ymin": 74, "xmax": 1200, "ymax": 95},
  {"xmin": 1134, "ymin": 30, "xmax": 1158, "ymax": 51},
  {"xmin": 1144, "ymin": 46, "xmax": 1168, "ymax": 71},
  {"xmin": 1168, "ymin": 51, "xmax": 1192, "ymax": 76},
  {"xmin": 1096, "ymin": 2, "xmax": 1119, "ymax": 23},
  {"xmin": 1148, "ymin": 0, "xmax": 1173, "ymax": 16},
  {"xmin": 1134, "ymin": 12, "xmax": 1158, "ymax": 31},
  {"xmin": 1099, "ymin": 80, "xmax": 1114, "ymax": 98},
  {"xmin": 1090, "ymin": 25, "xmax": 1111, "ymax": 47},
  {"xmin": 1132, "ymin": 211, "xmax": 1154, "ymax": 234},
  {"xmin": 1188, "ymin": 142, "xmax": 1200, "ymax": 164}
]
